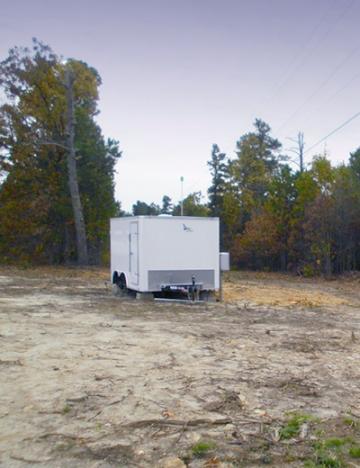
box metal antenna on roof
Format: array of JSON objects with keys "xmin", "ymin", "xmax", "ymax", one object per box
[{"xmin": 180, "ymin": 176, "xmax": 184, "ymax": 216}]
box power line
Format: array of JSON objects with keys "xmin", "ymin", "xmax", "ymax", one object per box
[
  {"xmin": 317, "ymin": 70, "xmax": 360, "ymax": 106},
  {"xmin": 276, "ymin": 46, "xmax": 359, "ymax": 132},
  {"xmin": 305, "ymin": 110, "xmax": 360, "ymax": 154},
  {"xmin": 270, "ymin": 0, "xmax": 355, "ymax": 100},
  {"xmin": 290, "ymin": 68, "xmax": 360, "ymax": 129}
]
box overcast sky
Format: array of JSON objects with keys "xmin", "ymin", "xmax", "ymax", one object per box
[{"xmin": 1, "ymin": 0, "xmax": 359, "ymax": 211}]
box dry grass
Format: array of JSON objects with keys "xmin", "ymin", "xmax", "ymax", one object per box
[
  {"xmin": 0, "ymin": 265, "xmax": 109, "ymax": 281},
  {"xmin": 224, "ymin": 282, "xmax": 350, "ymax": 307},
  {"xmin": 223, "ymin": 270, "xmax": 359, "ymax": 308}
]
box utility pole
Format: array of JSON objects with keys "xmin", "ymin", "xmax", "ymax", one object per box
[{"xmin": 180, "ymin": 176, "xmax": 184, "ymax": 216}]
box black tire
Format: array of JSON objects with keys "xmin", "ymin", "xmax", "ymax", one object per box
[
  {"xmin": 112, "ymin": 272, "xmax": 128, "ymax": 297},
  {"xmin": 118, "ymin": 273, "xmax": 127, "ymax": 292},
  {"xmin": 112, "ymin": 271, "xmax": 119, "ymax": 285}
]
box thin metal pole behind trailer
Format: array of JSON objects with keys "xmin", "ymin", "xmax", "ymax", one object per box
[{"xmin": 110, "ymin": 216, "xmax": 222, "ymax": 300}]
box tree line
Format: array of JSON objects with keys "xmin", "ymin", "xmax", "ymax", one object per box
[
  {"xmin": 134, "ymin": 119, "xmax": 360, "ymax": 276},
  {"xmin": 1, "ymin": 41, "xmax": 359, "ymax": 275}
]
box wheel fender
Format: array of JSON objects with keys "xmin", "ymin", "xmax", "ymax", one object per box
[{"xmin": 112, "ymin": 271, "xmax": 128, "ymax": 288}]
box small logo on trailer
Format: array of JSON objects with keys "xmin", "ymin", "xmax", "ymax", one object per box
[{"xmin": 182, "ymin": 224, "xmax": 193, "ymax": 232}]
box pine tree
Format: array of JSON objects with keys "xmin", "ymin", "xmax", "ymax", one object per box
[
  {"xmin": 207, "ymin": 144, "xmax": 227, "ymax": 217},
  {"xmin": 229, "ymin": 119, "xmax": 282, "ymax": 225},
  {"xmin": 161, "ymin": 195, "xmax": 173, "ymax": 214}
]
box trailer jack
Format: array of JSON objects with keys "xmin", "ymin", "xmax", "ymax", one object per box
[{"xmin": 188, "ymin": 275, "xmax": 200, "ymax": 301}]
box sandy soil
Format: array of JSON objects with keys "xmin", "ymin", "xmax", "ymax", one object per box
[{"xmin": 0, "ymin": 268, "xmax": 360, "ymax": 467}]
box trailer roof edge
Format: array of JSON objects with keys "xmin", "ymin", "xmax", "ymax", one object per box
[{"xmin": 110, "ymin": 216, "xmax": 220, "ymax": 221}]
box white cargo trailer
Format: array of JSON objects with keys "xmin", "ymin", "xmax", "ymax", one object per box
[{"xmin": 110, "ymin": 216, "xmax": 220, "ymax": 297}]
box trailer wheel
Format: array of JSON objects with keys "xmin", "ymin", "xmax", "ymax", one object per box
[
  {"xmin": 112, "ymin": 272, "xmax": 128, "ymax": 297},
  {"xmin": 112, "ymin": 271, "xmax": 119, "ymax": 285},
  {"xmin": 118, "ymin": 273, "xmax": 127, "ymax": 292}
]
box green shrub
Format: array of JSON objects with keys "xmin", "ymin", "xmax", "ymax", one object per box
[
  {"xmin": 280, "ymin": 412, "xmax": 314, "ymax": 440},
  {"xmin": 349, "ymin": 445, "xmax": 360, "ymax": 458},
  {"xmin": 191, "ymin": 441, "xmax": 216, "ymax": 457},
  {"xmin": 303, "ymin": 264, "xmax": 315, "ymax": 278}
]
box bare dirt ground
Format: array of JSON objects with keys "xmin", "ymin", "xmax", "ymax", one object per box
[{"xmin": 0, "ymin": 267, "xmax": 360, "ymax": 467}]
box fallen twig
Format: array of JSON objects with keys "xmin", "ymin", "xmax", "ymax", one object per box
[
  {"xmin": 125, "ymin": 418, "xmax": 232, "ymax": 428},
  {"xmin": 10, "ymin": 455, "xmax": 54, "ymax": 463},
  {"xmin": 88, "ymin": 397, "xmax": 127, "ymax": 421},
  {"xmin": 88, "ymin": 409, "xmax": 103, "ymax": 421},
  {"xmin": 23, "ymin": 432, "xmax": 90, "ymax": 443}
]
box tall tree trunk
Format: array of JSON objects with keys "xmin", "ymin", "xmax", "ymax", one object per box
[
  {"xmin": 65, "ymin": 67, "xmax": 89, "ymax": 265},
  {"xmin": 280, "ymin": 250, "xmax": 287, "ymax": 271},
  {"xmin": 63, "ymin": 222, "xmax": 72, "ymax": 264},
  {"xmin": 323, "ymin": 241, "xmax": 332, "ymax": 278}
]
